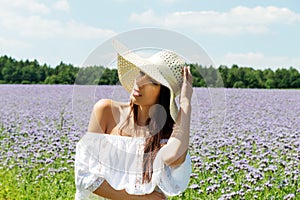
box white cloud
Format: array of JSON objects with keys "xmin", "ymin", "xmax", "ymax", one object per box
[
  {"xmin": 61, "ymin": 20, "xmax": 116, "ymax": 39},
  {"xmin": 218, "ymin": 52, "xmax": 300, "ymax": 70},
  {"xmin": 0, "ymin": 0, "xmax": 50, "ymax": 14},
  {"xmin": 53, "ymin": 0, "xmax": 70, "ymax": 12},
  {"xmin": 0, "ymin": 3, "xmax": 116, "ymax": 39},
  {"xmin": 1, "ymin": 15, "xmax": 59, "ymax": 38},
  {"xmin": 4, "ymin": 16, "xmax": 115, "ymax": 39},
  {"xmin": 0, "ymin": 0, "xmax": 117, "ymax": 67},
  {"xmin": 224, "ymin": 52, "xmax": 264, "ymax": 62},
  {"xmin": 130, "ymin": 10, "xmax": 163, "ymax": 26},
  {"xmin": 130, "ymin": 6, "xmax": 300, "ymax": 35},
  {"xmin": 0, "ymin": 37, "xmax": 30, "ymax": 49}
]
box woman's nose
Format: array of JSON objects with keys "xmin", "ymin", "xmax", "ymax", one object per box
[
  {"xmin": 135, "ymin": 74, "xmax": 147, "ymax": 87},
  {"xmin": 135, "ymin": 78, "xmax": 144, "ymax": 88}
]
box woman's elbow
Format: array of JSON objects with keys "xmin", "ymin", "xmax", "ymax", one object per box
[{"xmin": 161, "ymin": 150, "xmax": 187, "ymax": 167}]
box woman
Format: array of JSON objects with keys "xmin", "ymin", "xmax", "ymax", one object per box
[{"xmin": 75, "ymin": 48, "xmax": 193, "ymax": 200}]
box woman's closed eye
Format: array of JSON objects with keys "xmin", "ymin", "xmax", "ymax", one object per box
[
  {"xmin": 138, "ymin": 71, "xmax": 159, "ymax": 86},
  {"xmin": 139, "ymin": 71, "xmax": 145, "ymax": 76},
  {"xmin": 150, "ymin": 79, "xmax": 159, "ymax": 85}
]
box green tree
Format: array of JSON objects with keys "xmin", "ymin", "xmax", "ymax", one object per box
[
  {"xmin": 218, "ymin": 65, "xmax": 229, "ymax": 88},
  {"xmin": 44, "ymin": 75, "xmax": 62, "ymax": 84},
  {"xmin": 226, "ymin": 64, "xmax": 239, "ymax": 88},
  {"xmin": 75, "ymin": 66, "xmax": 105, "ymax": 85},
  {"xmin": 275, "ymin": 68, "xmax": 290, "ymax": 88},
  {"xmin": 0, "ymin": 55, "xmax": 299, "ymax": 88},
  {"xmin": 289, "ymin": 67, "xmax": 300, "ymax": 88},
  {"xmin": 2, "ymin": 58, "xmax": 22, "ymax": 83},
  {"xmin": 190, "ymin": 64, "xmax": 206, "ymax": 87},
  {"xmin": 263, "ymin": 69, "xmax": 275, "ymax": 89},
  {"xmin": 233, "ymin": 81, "xmax": 245, "ymax": 88},
  {"xmin": 53, "ymin": 62, "xmax": 79, "ymax": 84}
]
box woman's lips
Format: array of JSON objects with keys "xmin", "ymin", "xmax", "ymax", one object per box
[{"xmin": 133, "ymin": 89, "xmax": 142, "ymax": 97}]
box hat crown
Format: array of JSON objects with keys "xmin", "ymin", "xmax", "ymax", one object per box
[
  {"xmin": 148, "ymin": 50, "xmax": 184, "ymax": 95},
  {"xmin": 116, "ymin": 46, "xmax": 184, "ymax": 121}
]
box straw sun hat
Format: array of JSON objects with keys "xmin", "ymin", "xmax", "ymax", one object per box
[{"xmin": 115, "ymin": 41, "xmax": 186, "ymax": 121}]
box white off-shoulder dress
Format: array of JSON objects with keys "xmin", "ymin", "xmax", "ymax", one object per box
[{"xmin": 75, "ymin": 132, "xmax": 191, "ymax": 200}]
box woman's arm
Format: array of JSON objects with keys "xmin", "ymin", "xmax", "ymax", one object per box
[
  {"xmin": 87, "ymin": 99, "xmax": 114, "ymax": 133},
  {"xmin": 161, "ymin": 66, "xmax": 193, "ymax": 167}
]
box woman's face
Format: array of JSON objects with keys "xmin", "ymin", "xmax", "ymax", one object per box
[{"xmin": 130, "ymin": 71, "xmax": 161, "ymax": 106}]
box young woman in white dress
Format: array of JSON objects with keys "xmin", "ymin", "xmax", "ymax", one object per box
[{"xmin": 75, "ymin": 47, "xmax": 193, "ymax": 200}]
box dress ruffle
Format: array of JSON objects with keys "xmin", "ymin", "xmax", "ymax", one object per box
[{"xmin": 75, "ymin": 132, "xmax": 191, "ymax": 199}]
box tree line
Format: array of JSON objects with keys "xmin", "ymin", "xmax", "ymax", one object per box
[{"xmin": 0, "ymin": 55, "xmax": 299, "ymax": 88}]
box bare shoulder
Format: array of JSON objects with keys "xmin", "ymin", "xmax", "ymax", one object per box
[
  {"xmin": 93, "ymin": 99, "xmax": 112, "ymax": 111},
  {"xmin": 88, "ymin": 99, "xmax": 113, "ymax": 133},
  {"xmin": 93, "ymin": 99, "xmax": 130, "ymax": 118},
  {"xmin": 89, "ymin": 99, "xmax": 130, "ymax": 134}
]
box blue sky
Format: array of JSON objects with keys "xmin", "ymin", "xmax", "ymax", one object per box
[{"xmin": 0, "ymin": 0, "xmax": 299, "ymax": 70}]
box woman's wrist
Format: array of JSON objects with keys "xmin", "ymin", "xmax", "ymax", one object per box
[{"xmin": 180, "ymin": 101, "xmax": 191, "ymax": 114}]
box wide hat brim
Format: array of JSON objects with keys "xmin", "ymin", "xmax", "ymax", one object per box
[{"xmin": 117, "ymin": 51, "xmax": 179, "ymax": 121}]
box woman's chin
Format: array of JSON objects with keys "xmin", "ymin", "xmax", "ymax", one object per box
[{"xmin": 130, "ymin": 95, "xmax": 138, "ymax": 103}]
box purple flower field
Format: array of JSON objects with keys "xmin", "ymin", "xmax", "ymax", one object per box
[{"xmin": 0, "ymin": 84, "xmax": 299, "ymax": 199}]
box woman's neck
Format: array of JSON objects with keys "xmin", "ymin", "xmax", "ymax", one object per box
[{"xmin": 136, "ymin": 105, "xmax": 150, "ymax": 126}]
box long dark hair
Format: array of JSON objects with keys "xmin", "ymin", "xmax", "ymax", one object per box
[
  {"xmin": 141, "ymin": 85, "xmax": 174, "ymax": 183},
  {"xmin": 119, "ymin": 85, "xmax": 174, "ymax": 183}
]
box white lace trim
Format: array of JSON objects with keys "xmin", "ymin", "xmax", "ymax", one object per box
[{"xmin": 86, "ymin": 177, "xmax": 105, "ymax": 192}]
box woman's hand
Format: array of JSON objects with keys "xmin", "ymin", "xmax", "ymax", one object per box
[
  {"xmin": 121, "ymin": 190, "xmax": 166, "ymax": 200},
  {"xmin": 180, "ymin": 66, "xmax": 193, "ymax": 107},
  {"xmin": 94, "ymin": 181, "xmax": 166, "ymax": 200}
]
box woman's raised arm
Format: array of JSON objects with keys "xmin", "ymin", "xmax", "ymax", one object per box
[{"xmin": 160, "ymin": 66, "xmax": 193, "ymax": 166}]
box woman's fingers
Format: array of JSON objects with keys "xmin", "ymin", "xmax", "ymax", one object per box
[
  {"xmin": 182, "ymin": 66, "xmax": 187, "ymax": 82},
  {"xmin": 186, "ymin": 66, "xmax": 192, "ymax": 84},
  {"xmin": 183, "ymin": 66, "xmax": 193, "ymax": 85},
  {"xmin": 153, "ymin": 191, "xmax": 167, "ymax": 200},
  {"xmin": 180, "ymin": 66, "xmax": 193, "ymax": 103},
  {"xmin": 139, "ymin": 191, "xmax": 166, "ymax": 200}
]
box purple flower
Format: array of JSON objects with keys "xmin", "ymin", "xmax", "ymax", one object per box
[
  {"xmin": 189, "ymin": 184, "xmax": 200, "ymax": 189},
  {"xmin": 284, "ymin": 194, "xmax": 295, "ymax": 200}
]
